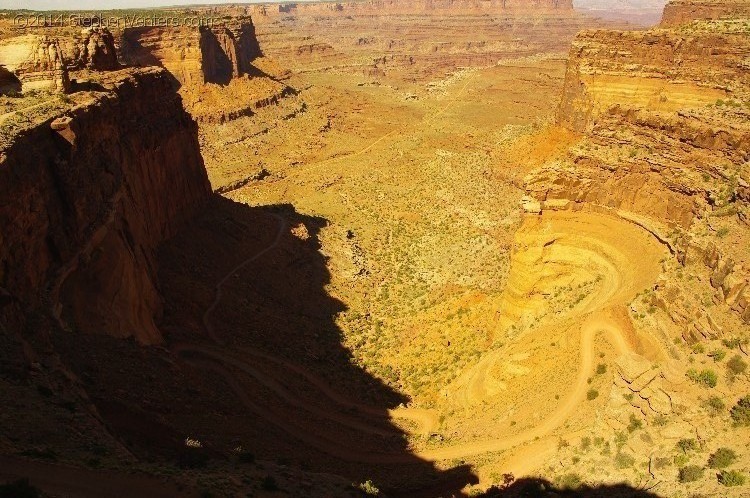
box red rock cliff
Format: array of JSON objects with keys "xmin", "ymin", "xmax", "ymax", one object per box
[
  {"xmin": 121, "ymin": 18, "xmax": 263, "ymax": 87},
  {"xmin": 0, "ymin": 67, "xmax": 211, "ymax": 344}
]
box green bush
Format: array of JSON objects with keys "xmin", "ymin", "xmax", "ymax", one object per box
[
  {"xmin": 704, "ymin": 396, "xmax": 726, "ymax": 416},
  {"xmin": 653, "ymin": 414, "xmax": 669, "ymax": 426},
  {"xmin": 580, "ymin": 436, "xmax": 591, "ymax": 451},
  {"xmin": 556, "ymin": 473, "xmax": 583, "ymax": 490},
  {"xmin": 678, "ymin": 465, "xmax": 704, "ymax": 483},
  {"xmin": 627, "ymin": 414, "xmax": 643, "ymax": 433},
  {"xmin": 718, "ymin": 470, "xmax": 746, "ymax": 487},
  {"xmin": 686, "ymin": 368, "xmax": 718, "ymax": 388},
  {"xmin": 587, "ymin": 388, "xmax": 599, "ymax": 400},
  {"xmin": 596, "ymin": 363, "xmax": 607, "ymax": 375},
  {"xmin": 710, "ymin": 349, "xmax": 727, "ymax": 362},
  {"xmin": 708, "ymin": 448, "xmax": 737, "ymax": 469},
  {"xmin": 614, "ymin": 452, "xmax": 636, "ymax": 469},
  {"xmin": 727, "ymin": 355, "xmax": 748, "ymax": 376},
  {"xmin": 677, "ymin": 438, "xmax": 699, "ymax": 454},
  {"xmin": 731, "ymin": 395, "xmax": 750, "ymax": 426},
  {"xmin": 358, "ymin": 480, "xmax": 380, "ymax": 495}
]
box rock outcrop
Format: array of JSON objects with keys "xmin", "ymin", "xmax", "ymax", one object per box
[
  {"xmin": 530, "ymin": 25, "xmax": 750, "ymax": 227},
  {"xmin": 66, "ymin": 28, "xmax": 120, "ymax": 71},
  {"xmin": 15, "ymin": 35, "xmax": 70, "ymax": 93},
  {"xmin": 0, "ymin": 28, "xmax": 121, "ymax": 95},
  {"xmin": 661, "ymin": 0, "xmax": 750, "ymax": 25},
  {"xmin": 525, "ymin": 11, "xmax": 750, "ymax": 334},
  {"xmin": 121, "ymin": 18, "xmax": 263, "ymax": 87},
  {"xmin": 0, "ymin": 68, "xmax": 211, "ymax": 344}
]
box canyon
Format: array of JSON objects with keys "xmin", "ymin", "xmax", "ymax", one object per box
[{"xmin": 0, "ymin": 0, "xmax": 749, "ymax": 497}]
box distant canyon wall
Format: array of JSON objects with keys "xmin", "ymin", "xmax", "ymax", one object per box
[
  {"xmin": 247, "ymin": 0, "xmax": 573, "ymax": 17},
  {"xmin": 0, "ymin": 68, "xmax": 211, "ymax": 344},
  {"xmin": 661, "ymin": 0, "xmax": 750, "ymax": 25}
]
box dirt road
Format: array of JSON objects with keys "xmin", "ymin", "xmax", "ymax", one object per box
[{"xmin": 177, "ymin": 209, "xmax": 666, "ymax": 466}]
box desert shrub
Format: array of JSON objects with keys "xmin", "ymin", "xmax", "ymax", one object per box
[
  {"xmin": 709, "ymin": 349, "xmax": 727, "ymax": 362},
  {"xmin": 727, "ymin": 355, "xmax": 748, "ymax": 376},
  {"xmin": 0, "ymin": 479, "xmax": 40, "ymax": 498},
  {"xmin": 686, "ymin": 369, "xmax": 718, "ymax": 388},
  {"xmin": 722, "ymin": 337, "xmax": 745, "ymax": 349},
  {"xmin": 677, "ymin": 438, "xmax": 699, "ymax": 453},
  {"xmin": 731, "ymin": 395, "xmax": 750, "ymax": 426},
  {"xmin": 627, "ymin": 414, "xmax": 643, "ymax": 433},
  {"xmin": 358, "ymin": 480, "xmax": 380, "ymax": 495},
  {"xmin": 708, "ymin": 448, "xmax": 737, "ymax": 469},
  {"xmin": 556, "ymin": 473, "xmax": 583, "ymax": 490},
  {"xmin": 596, "ymin": 363, "xmax": 607, "ymax": 375},
  {"xmin": 237, "ymin": 451, "xmax": 255, "ymax": 464},
  {"xmin": 653, "ymin": 414, "xmax": 669, "ymax": 426},
  {"xmin": 718, "ymin": 470, "xmax": 746, "ymax": 487},
  {"xmin": 261, "ymin": 476, "xmax": 278, "ymax": 491},
  {"xmin": 580, "ymin": 436, "xmax": 591, "ymax": 451},
  {"xmin": 614, "ymin": 452, "xmax": 636, "ymax": 469},
  {"xmin": 653, "ymin": 456, "xmax": 671, "ymax": 469},
  {"xmin": 678, "ymin": 465, "xmax": 704, "ymax": 483},
  {"xmin": 587, "ymin": 388, "xmax": 599, "ymax": 400},
  {"xmin": 614, "ymin": 431, "xmax": 628, "ymax": 448},
  {"xmin": 704, "ymin": 396, "xmax": 726, "ymax": 416}
]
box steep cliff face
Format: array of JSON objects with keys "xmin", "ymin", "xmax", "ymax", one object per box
[
  {"xmin": 557, "ymin": 28, "xmax": 744, "ymax": 133},
  {"xmin": 525, "ymin": 18, "xmax": 750, "ymax": 336},
  {"xmin": 0, "ymin": 28, "xmax": 121, "ymax": 95},
  {"xmin": 119, "ymin": 17, "xmax": 288, "ymax": 125},
  {"xmin": 66, "ymin": 27, "xmax": 120, "ymax": 71},
  {"xmin": 0, "ymin": 68, "xmax": 211, "ymax": 344},
  {"xmin": 121, "ymin": 18, "xmax": 263, "ymax": 87},
  {"xmin": 546, "ymin": 26, "xmax": 750, "ymax": 227},
  {"xmin": 661, "ymin": 0, "xmax": 750, "ymax": 25}
]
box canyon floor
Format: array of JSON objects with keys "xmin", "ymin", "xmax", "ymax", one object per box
[{"xmin": 1, "ymin": 5, "xmax": 749, "ymax": 498}]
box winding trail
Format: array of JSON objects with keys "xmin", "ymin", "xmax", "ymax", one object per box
[
  {"xmin": 201, "ymin": 213, "xmax": 286, "ymax": 344},
  {"xmin": 417, "ymin": 310, "xmax": 634, "ymax": 461},
  {"xmin": 174, "ymin": 209, "xmax": 667, "ymax": 469}
]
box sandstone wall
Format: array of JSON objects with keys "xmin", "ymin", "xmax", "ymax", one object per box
[
  {"xmin": 557, "ymin": 28, "xmax": 747, "ymax": 133},
  {"xmin": 541, "ymin": 27, "xmax": 750, "ymax": 227},
  {"xmin": 661, "ymin": 0, "xmax": 750, "ymax": 25},
  {"xmin": 0, "ymin": 68, "xmax": 211, "ymax": 344},
  {"xmin": 0, "ymin": 28, "xmax": 121, "ymax": 95},
  {"xmin": 526, "ymin": 20, "xmax": 750, "ymax": 332},
  {"xmin": 120, "ymin": 18, "xmax": 262, "ymax": 87},
  {"xmin": 65, "ymin": 27, "xmax": 120, "ymax": 71}
]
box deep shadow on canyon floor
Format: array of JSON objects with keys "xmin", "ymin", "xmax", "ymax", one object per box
[
  {"xmin": 50, "ymin": 197, "xmax": 667, "ymax": 497},
  {"xmin": 49, "ymin": 196, "xmax": 474, "ymax": 496}
]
